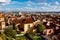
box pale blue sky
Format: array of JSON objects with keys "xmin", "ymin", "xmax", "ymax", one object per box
[{"xmin": 0, "ymin": 0, "xmax": 60, "ymax": 12}]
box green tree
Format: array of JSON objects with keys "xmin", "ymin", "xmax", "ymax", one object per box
[
  {"xmin": 4, "ymin": 27, "xmax": 17, "ymax": 39},
  {"xmin": 36, "ymin": 24, "xmax": 46, "ymax": 33},
  {"xmin": 0, "ymin": 32, "xmax": 6, "ymax": 40},
  {"xmin": 16, "ymin": 35, "xmax": 29, "ymax": 40},
  {"xmin": 33, "ymin": 35, "xmax": 44, "ymax": 40}
]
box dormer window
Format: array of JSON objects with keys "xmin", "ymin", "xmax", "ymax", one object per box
[
  {"xmin": 0, "ymin": 18, "xmax": 4, "ymax": 21},
  {"xmin": 28, "ymin": 24, "xmax": 30, "ymax": 28}
]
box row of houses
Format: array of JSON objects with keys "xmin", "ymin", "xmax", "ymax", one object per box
[
  {"xmin": 0, "ymin": 12, "xmax": 60, "ymax": 36},
  {"xmin": 0, "ymin": 12, "xmax": 40, "ymax": 33}
]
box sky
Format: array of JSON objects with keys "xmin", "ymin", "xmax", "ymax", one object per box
[{"xmin": 0, "ymin": 0, "xmax": 60, "ymax": 12}]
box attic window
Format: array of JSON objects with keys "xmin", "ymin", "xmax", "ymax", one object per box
[
  {"xmin": 28, "ymin": 24, "xmax": 30, "ymax": 28},
  {"xmin": 6, "ymin": 23, "xmax": 9, "ymax": 26},
  {"xmin": 22, "ymin": 19, "xmax": 26, "ymax": 23}
]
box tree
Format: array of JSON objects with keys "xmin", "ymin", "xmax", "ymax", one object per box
[
  {"xmin": 36, "ymin": 24, "xmax": 46, "ymax": 33},
  {"xmin": 4, "ymin": 27, "xmax": 17, "ymax": 39},
  {"xmin": 16, "ymin": 35, "xmax": 29, "ymax": 40},
  {"xmin": 0, "ymin": 32, "xmax": 6, "ymax": 40},
  {"xmin": 33, "ymin": 35, "xmax": 44, "ymax": 40}
]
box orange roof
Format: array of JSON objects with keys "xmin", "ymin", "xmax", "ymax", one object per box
[
  {"xmin": 12, "ymin": 17, "xmax": 34, "ymax": 29},
  {"xmin": 0, "ymin": 13, "xmax": 4, "ymax": 18},
  {"xmin": 13, "ymin": 17, "xmax": 34, "ymax": 24},
  {"xmin": 10, "ymin": 16, "xmax": 17, "ymax": 18}
]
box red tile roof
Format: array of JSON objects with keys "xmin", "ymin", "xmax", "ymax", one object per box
[{"xmin": 0, "ymin": 12, "xmax": 4, "ymax": 18}]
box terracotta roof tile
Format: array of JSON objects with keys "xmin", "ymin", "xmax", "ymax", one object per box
[{"xmin": 0, "ymin": 13, "xmax": 4, "ymax": 18}]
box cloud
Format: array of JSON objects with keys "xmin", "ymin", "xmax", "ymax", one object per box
[
  {"xmin": 0, "ymin": 0, "xmax": 60, "ymax": 12},
  {"xmin": 0, "ymin": 0, "xmax": 11, "ymax": 3},
  {"xmin": 55, "ymin": 1, "xmax": 59, "ymax": 5},
  {"xmin": 0, "ymin": 0, "xmax": 11, "ymax": 6},
  {"xmin": 26, "ymin": 1, "xmax": 35, "ymax": 7},
  {"xmin": 30, "ymin": 0, "xmax": 46, "ymax": 2},
  {"xmin": 37, "ymin": 3, "xmax": 49, "ymax": 6},
  {"xmin": 10, "ymin": 1, "xmax": 24, "ymax": 4}
]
